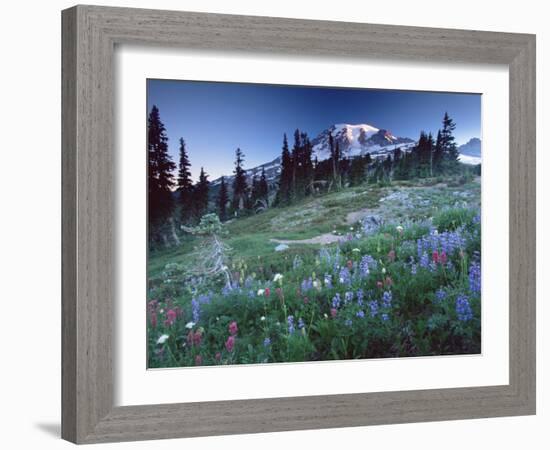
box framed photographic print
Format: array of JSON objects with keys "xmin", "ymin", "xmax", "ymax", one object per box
[{"xmin": 62, "ymin": 5, "xmax": 536, "ymax": 444}]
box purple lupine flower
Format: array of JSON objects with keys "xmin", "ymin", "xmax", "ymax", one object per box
[
  {"xmin": 381, "ymin": 313, "xmax": 389, "ymax": 322},
  {"xmin": 324, "ymin": 273, "xmax": 333, "ymax": 288},
  {"xmin": 287, "ymin": 315, "xmax": 295, "ymax": 334},
  {"xmin": 468, "ymin": 261, "xmax": 481, "ymax": 294},
  {"xmin": 368, "ymin": 300, "xmax": 379, "ymax": 317},
  {"xmin": 382, "ymin": 290, "xmax": 392, "ymax": 308},
  {"xmin": 331, "ymin": 293, "xmax": 341, "ymax": 309},
  {"xmin": 344, "ymin": 319, "xmax": 353, "ymax": 327},
  {"xmin": 197, "ymin": 293, "xmax": 212, "ymax": 304},
  {"xmin": 263, "ymin": 337, "xmax": 271, "ymax": 347},
  {"xmin": 417, "ymin": 239, "xmax": 425, "ymax": 259},
  {"xmin": 435, "ymin": 288, "xmax": 446, "ymax": 303},
  {"xmin": 298, "ymin": 317, "xmax": 305, "ymax": 330},
  {"xmin": 420, "ymin": 252, "xmax": 430, "ymax": 269},
  {"xmin": 344, "ymin": 291, "xmax": 354, "ymax": 304},
  {"xmin": 338, "ymin": 267, "xmax": 351, "ymax": 285},
  {"xmin": 356, "ymin": 310, "xmax": 365, "ymax": 319},
  {"xmin": 191, "ymin": 298, "xmax": 200, "ymax": 323},
  {"xmin": 359, "ymin": 255, "xmax": 377, "ymax": 277},
  {"xmin": 356, "ymin": 289, "xmax": 364, "ymax": 307},
  {"xmin": 456, "ymin": 295, "xmax": 473, "ymax": 321},
  {"xmin": 301, "ymin": 277, "xmax": 313, "ymax": 292}
]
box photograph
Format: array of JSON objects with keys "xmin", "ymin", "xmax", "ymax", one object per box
[{"xmin": 146, "ymin": 80, "xmax": 482, "ymax": 369}]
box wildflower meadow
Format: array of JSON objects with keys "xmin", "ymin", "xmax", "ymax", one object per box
[
  {"xmin": 146, "ymin": 79, "xmax": 482, "ymax": 368},
  {"xmin": 147, "ymin": 200, "xmax": 481, "ymax": 368}
]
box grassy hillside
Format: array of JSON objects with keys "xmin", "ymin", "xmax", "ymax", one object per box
[{"xmin": 147, "ymin": 176, "xmax": 481, "ymax": 367}]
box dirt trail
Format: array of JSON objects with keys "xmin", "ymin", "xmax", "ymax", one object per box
[
  {"xmin": 270, "ymin": 234, "xmax": 342, "ymax": 246},
  {"xmin": 269, "ymin": 207, "xmax": 376, "ymax": 246}
]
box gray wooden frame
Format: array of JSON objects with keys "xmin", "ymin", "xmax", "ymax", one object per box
[{"xmin": 62, "ymin": 4, "xmax": 536, "ymax": 444}]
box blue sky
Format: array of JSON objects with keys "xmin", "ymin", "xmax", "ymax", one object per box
[{"xmin": 147, "ymin": 79, "xmax": 481, "ymax": 182}]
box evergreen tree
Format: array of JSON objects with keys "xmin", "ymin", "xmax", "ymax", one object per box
[
  {"xmin": 411, "ymin": 131, "xmax": 433, "ymax": 177},
  {"xmin": 231, "ymin": 148, "xmax": 248, "ymax": 211},
  {"xmin": 349, "ymin": 155, "xmax": 369, "ymax": 186},
  {"xmin": 393, "ymin": 147, "xmax": 410, "ymax": 180},
  {"xmin": 217, "ymin": 176, "xmax": 229, "ymax": 221},
  {"xmin": 250, "ymin": 174, "xmax": 260, "ymax": 205},
  {"xmin": 301, "ymin": 133, "xmax": 314, "ymax": 195},
  {"xmin": 193, "ymin": 167, "xmax": 209, "ymax": 218},
  {"xmin": 176, "ymin": 138, "xmax": 194, "ymax": 219},
  {"xmin": 329, "ymin": 132, "xmax": 341, "ymax": 189},
  {"xmin": 275, "ymin": 133, "xmax": 293, "ymax": 206},
  {"xmin": 259, "ymin": 168, "xmax": 269, "ymax": 206},
  {"xmin": 148, "ymin": 105, "xmax": 176, "ymax": 222},
  {"xmin": 291, "ymin": 129, "xmax": 301, "ymax": 199},
  {"xmin": 383, "ymin": 154, "xmax": 393, "ymax": 176},
  {"xmin": 433, "ymin": 129, "xmax": 444, "ymax": 174},
  {"xmin": 427, "ymin": 132, "xmax": 435, "ymax": 177},
  {"xmin": 441, "ymin": 112, "xmax": 459, "ymax": 162}
]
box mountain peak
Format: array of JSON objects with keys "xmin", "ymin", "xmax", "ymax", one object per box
[{"xmin": 312, "ymin": 123, "xmax": 414, "ymax": 160}]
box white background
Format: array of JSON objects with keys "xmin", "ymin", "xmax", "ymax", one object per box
[
  {"xmin": 0, "ymin": 0, "xmax": 547, "ymax": 449},
  {"xmin": 116, "ymin": 47, "xmax": 509, "ymax": 405}
]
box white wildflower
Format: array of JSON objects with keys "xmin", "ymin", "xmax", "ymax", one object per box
[
  {"xmin": 273, "ymin": 273, "xmax": 284, "ymax": 283},
  {"xmin": 396, "ymin": 225, "xmax": 404, "ymax": 234},
  {"xmin": 260, "ymin": 316, "xmax": 266, "ymax": 321},
  {"xmin": 352, "ymin": 248, "xmax": 361, "ymax": 253},
  {"xmin": 185, "ymin": 321, "xmax": 195, "ymax": 329},
  {"xmin": 257, "ymin": 289, "xmax": 265, "ymax": 296},
  {"xmin": 156, "ymin": 334, "xmax": 169, "ymax": 345},
  {"xmin": 382, "ymin": 267, "xmax": 387, "ymax": 274}
]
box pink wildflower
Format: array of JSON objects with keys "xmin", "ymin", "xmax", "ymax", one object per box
[
  {"xmin": 432, "ymin": 250, "xmax": 440, "ymax": 264},
  {"xmin": 388, "ymin": 250, "xmax": 396, "ymax": 262},
  {"xmin": 330, "ymin": 308, "xmax": 338, "ymax": 318},
  {"xmin": 148, "ymin": 300, "xmax": 158, "ymax": 312},
  {"xmin": 228, "ymin": 321, "xmax": 238, "ymax": 336},
  {"xmin": 187, "ymin": 329, "xmax": 202, "ymax": 346},
  {"xmin": 440, "ymin": 251, "xmax": 448, "ymax": 265},
  {"xmin": 195, "ymin": 355, "xmax": 203, "ymax": 366},
  {"xmin": 165, "ymin": 309, "xmax": 177, "ymax": 326},
  {"xmin": 193, "ymin": 329, "xmax": 202, "ymax": 346},
  {"xmin": 225, "ymin": 335, "xmax": 236, "ymax": 352},
  {"xmin": 264, "ymin": 287, "xmax": 271, "ymax": 298},
  {"xmin": 150, "ymin": 311, "xmax": 157, "ymax": 329},
  {"xmin": 376, "ymin": 281, "xmax": 384, "ymax": 289}
]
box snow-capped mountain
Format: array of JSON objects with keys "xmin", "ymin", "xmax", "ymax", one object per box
[
  {"xmin": 210, "ymin": 124, "xmax": 481, "ymax": 188},
  {"xmin": 457, "ymin": 137, "xmax": 481, "ymax": 165},
  {"xmin": 311, "ymin": 123, "xmax": 415, "ymax": 160},
  {"xmin": 211, "ymin": 123, "xmax": 415, "ymax": 187}
]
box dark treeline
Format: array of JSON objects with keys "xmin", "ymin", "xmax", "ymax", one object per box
[{"xmin": 148, "ymin": 105, "xmax": 477, "ymax": 245}]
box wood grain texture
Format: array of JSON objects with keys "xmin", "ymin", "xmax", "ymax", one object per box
[{"xmin": 61, "ymin": 4, "xmax": 536, "ymax": 444}]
